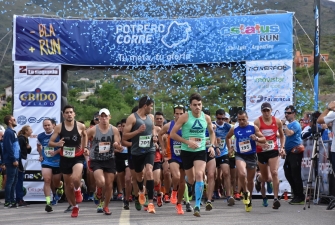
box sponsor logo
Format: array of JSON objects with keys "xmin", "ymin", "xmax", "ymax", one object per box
[
  {"xmin": 19, "ymin": 88, "xmax": 57, "ymax": 107},
  {"xmin": 221, "ymin": 24, "xmax": 280, "ymax": 36},
  {"xmin": 28, "ymin": 187, "xmax": 44, "ymax": 193},
  {"xmin": 161, "ymin": 21, "xmax": 191, "ymax": 48},
  {"xmin": 19, "ymin": 66, "xmax": 59, "ymax": 75},
  {"xmin": 17, "ymin": 115, "xmax": 27, "ymax": 125},
  {"xmin": 248, "ymin": 64, "xmax": 291, "ymax": 72},
  {"xmin": 24, "ymin": 171, "xmax": 44, "ymax": 181},
  {"xmin": 246, "ymin": 130, "xmax": 252, "ymax": 133},
  {"xmin": 190, "ymin": 119, "xmax": 204, "ymax": 133},
  {"xmin": 249, "ymin": 95, "xmax": 291, "ymax": 103}
]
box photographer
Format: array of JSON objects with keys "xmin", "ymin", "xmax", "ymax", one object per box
[{"xmin": 301, "ymin": 111, "xmax": 324, "ymax": 140}]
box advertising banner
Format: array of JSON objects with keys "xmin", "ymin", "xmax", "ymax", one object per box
[
  {"xmin": 245, "ymin": 59, "xmax": 293, "ymax": 121},
  {"xmin": 13, "ymin": 13, "xmax": 293, "ymax": 66},
  {"xmin": 13, "ymin": 61, "xmax": 61, "ymax": 201}
]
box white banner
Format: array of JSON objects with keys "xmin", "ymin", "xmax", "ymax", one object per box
[
  {"xmin": 13, "ymin": 61, "xmax": 61, "ymax": 201},
  {"xmin": 245, "ymin": 60, "xmax": 293, "ymax": 121}
]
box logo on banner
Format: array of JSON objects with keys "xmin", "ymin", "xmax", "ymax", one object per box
[
  {"xmin": 249, "ymin": 95, "xmax": 291, "ymax": 103},
  {"xmin": 248, "ymin": 64, "xmax": 291, "ymax": 72},
  {"xmin": 24, "ymin": 171, "xmax": 43, "ymax": 181},
  {"xmin": 17, "ymin": 115, "xmax": 27, "ymax": 125},
  {"xmin": 161, "ymin": 21, "xmax": 191, "ymax": 48},
  {"xmin": 19, "ymin": 66, "xmax": 59, "ymax": 75},
  {"xmin": 19, "ymin": 88, "xmax": 57, "ymax": 107}
]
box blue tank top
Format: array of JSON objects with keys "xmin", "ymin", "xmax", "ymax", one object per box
[
  {"xmin": 234, "ymin": 123, "xmax": 257, "ymax": 155},
  {"xmin": 37, "ymin": 131, "xmax": 60, "ymax": 167},
  {"xmin": 214, "ymin": 122, "xmax": 231, "ymax": 157},
  {"xmin": 167, "ymin": 120, "xmax": 182, "ymax": 162}
]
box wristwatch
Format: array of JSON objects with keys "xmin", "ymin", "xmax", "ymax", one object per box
[{"xmin": 211, "ymin": 144, "xmax": 215, "ymax": 149}]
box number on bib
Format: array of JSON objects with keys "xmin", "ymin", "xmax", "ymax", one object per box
[
  {"xmin": 99, "ymin": 142, "xmax": 111, "ymax": 153},
  {"xmin": 219, "ymin": 139, "xmax": 226, "ymax": 149},
  {"xmin": 139, "ymin": 135, "xmax": 151, "ymax": 148},
  {"xmin": 173, "ymin": 145, "xmax": 181, "ymax": 156},
  {"xmin": 44, "ymin": 147, "xmax": 54, "ymax": 157},
  {"xmin": 262, "ymin": 140, "xmax": 274, "ymax": 151},
  {"xmin": 239, "ymin": 140, "xmax": 252, "ymax": 153},
  {"xmin": 63, "ymin": 146, "xmax": 75, "ymax": 158},
  {"xmin": 189, "ymin": 137, "xmax": 202, "ymax": 148}
]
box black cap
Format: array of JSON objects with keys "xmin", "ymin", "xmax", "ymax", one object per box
[{"xmin": 261, "ymin": 102, "xmax": 272, "ymax": 110}]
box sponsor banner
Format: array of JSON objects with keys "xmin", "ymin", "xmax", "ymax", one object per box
[
  {"xmin": 23, "ymin": 155, "xmax": 45, "ymax": 201},
  {"xmin": 245, "ymin": 60, "xmax": 293, "ymax": 121},
  {"xmin": 13, "ymin": 13, "xmax": 293, "ymax": 66},
  {"xmin": 302, "ymin": 139, "xmax": 331, "ymax": 195}
]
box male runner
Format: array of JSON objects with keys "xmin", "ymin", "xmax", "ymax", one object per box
[
  {"xmin": 49, "ymin": 105, "xmax": 89, "ymax": 218},
  {"xmin": 226, "ymin": 110, "xmax": 266, "ymax": 212},
  {"xmin": 254, "ymin": 102, "xmax": 285, "ymax": 209},
  {"xmin": 37, "ymin": 119, "xmax": 63, "ymax": 212},
  {"xmin": 170, "ymin": 93, "xmax": 216, "ymax": 217},
  {"xmin": 122, "ymin": 96, "xmax": 158, "ymax": 214},
  {"xmin": 86, "ymin": 108, "xmax": 123, "ymax": 215}
]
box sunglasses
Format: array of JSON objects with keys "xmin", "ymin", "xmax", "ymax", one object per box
[
  {"xmin": 174, "ymin": 104, "xmax": 184, "ymax": 108},
  {"xmin": 285, "ymin": 112, "xmax": 293, "ymax": 114},
  {"xmin": 145, "ymin": 96, "xmax": 151, "ymax": 104}
]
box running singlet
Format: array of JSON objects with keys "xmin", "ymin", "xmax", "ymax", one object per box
[
  {"xmin": 131, "ymin": 112, "xmax": 155, "ymax": 155},
  {"xmin": 214, "ymin": 121, "xmax": 231, "ymax": 157},
  {"xmin": 256, "ymin": 116, "xmax": 278, "ymax": 153},
  {"xmin": 166, "ymin": 120, "xmax": 182, "ymax": 162},
  {"xmin": 115, "ymin": 132, "xmax": 128, "ymax": 161},
  {"xmin": 59, "ymin": 120, "xmax": 83, "ymax": 158},
  {"xmin": 38, "ymin": 131, "xmax": 60, "ymax": 167},
  {"xmin": 90, "ymin": 125, "xmax": 115, "ymax": 161},
  {"xmin": 234, "ymin": 123, "xmax": 257, "ymax": 155},
  {"xmin": 181, "ymin": 111, "xmax": 207, "ymax": 152}
]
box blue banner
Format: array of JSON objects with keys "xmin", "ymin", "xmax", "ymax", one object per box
[{"xmin": 13, "ymin": 13, "xmax": 293, "ymax": 66}]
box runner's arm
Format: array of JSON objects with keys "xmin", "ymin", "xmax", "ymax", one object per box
[
  {"xmin": 122, "ymin": 114, "xmax": 139, "ymax": 141},
  {"xmin": 170, "ymin": 113, "xmax": 189, "ymax": 145},
  {"xmin": 48, "ymin": 124, "xmax": 64, "ymax": 147},
  {"xmin": 225, "ymin": 127, "xmax": 235, "ymax": 155},
  {"xmin": 158, "ymin": 123, "xmax": 170, "ymax": 153}
]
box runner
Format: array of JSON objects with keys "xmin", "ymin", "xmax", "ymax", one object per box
[
  {"xmin": 122, "ymin": 96, "xmax": 158, "ymax": 214},
  {"xmin": 86, "ymin": 108, "xmax": 123, "ymax": 215},
  {"xmin": 254, "ymin": 102, "xmax": 285, "ymax": 209},
  {"xmin": 49, "ymin": 105, "xmax": 89, "ymax": 218},
  {"xmin": 159, "ymin": 104, "xmax": 193, "ymax": 214},
  {"xmin": 226, "ymin": 110, "xmax": 266, "ymax": 212},
  {"xmin": 170, "ymin": 93, "xmax": 216, "ymax": 217},
  {"xmin": 37, "ymin": 119, "xmax": 63, "ymax": 212}
]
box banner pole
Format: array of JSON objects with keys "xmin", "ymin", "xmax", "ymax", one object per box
[{"xmin": 313, "ymin": 0, "xmax": 320, "ymax": 111}]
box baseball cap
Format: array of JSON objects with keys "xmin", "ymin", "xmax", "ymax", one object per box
[
  {"xmin": 225, "ymin": 112, "xmax": 230, "ymax": 119},
  {"xmin": 261, "ymin": 102, "xmax": 272, "ymax": 110},
  {"xmin": 99, "ymin": 108, "xmax": 110, "ymax": 116}
]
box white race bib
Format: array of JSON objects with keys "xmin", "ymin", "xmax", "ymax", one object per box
[
  {"xmin": 205, "ymin": 137, "xmax": 211, "ymax": 148},
  {"xmin": 189, "ymin": 137, "xmax": 202, "ymax": 148},
  {"xmin": 139, "ymin": 135, "xmax": 151, "ymax": 148},
  {"xmin": 239, "ymin": 140, "xmax": 252, "ymax": 153},
  {"xmin": 262, "ymin": 140, "xmax": 274, "ymax": 151},
  {"xmin": 219, "ymin": 139, "xmax": 226, "ymax": 149},
  {"xmin": 99, "ymin": 142, "xmax": 110, "ymax": 153},
  {"xmin": 63, "ymin": 146, "xmax": 75, "ymax": 158},
  {"xmin": 173, "ymin": 144, "xmax": 181, "ymax": 156},
  {"xmin": 44, "ymin": 147, "xmax": 54, "ymax": 157}
]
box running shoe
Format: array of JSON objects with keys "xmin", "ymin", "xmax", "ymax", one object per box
[
  {"xmin": 171, "ymin": 190, "xmax": 177, "ymax": 204},
  {"xmin": 139, "ymin": 191, "xmax": 146, "ymax": 205},
  {"xmin": 262, "ymin": 197, "xmax": 268, "ymax": 207},
  {"xmin": 193, "ymin": 206, "xmax": 201, "ymax": 217},
  {"xmin": 234, "ymin": 192, "xmax": 241, "ymax": 201},
  {"xmin": 245, "ymin": 202, "xmax": 252, "ymax": 212},
  {"xmin": 289, "ymin": 198, "xmax": 304, "ymax": 205},
  {"xmin": 123, "ymin": 200, "xmax": 130, "ymax": 210},
  {"xmin": 176, "ymin": 203, "xmax": 184, "ymax": 215},
  {"xmin": 134, "ymin": 198, "xmax": 142, "ymax": 211},
  {"xmin": 157, "ymin": 192, "xmax": 163, "ymax": 207},
  {"xmin": 273, "ymin": 199, "xmax": 281, "ymax": 209},
  {"xmin": 71, "ymin": 206, "xmax": 79, "ymax": 218},
  {"xmin": 103, "ymin": 206, "xmax": 112, "ymax": 215},
  {"xmin": 143, "ymin": 195, "xmax": 149, "ymax": 211},
  {"xmin": 164, "ymin": 194, "xmax": 171, "ymax": 203},
  {"xmin": 4, "ymin": 202, "xmax": 11, "ymax": 208},
  {"xmin": 255, "ymin": 175, "xmax": 261, "ymax": 192},
  {"xmin": 97, "ymin": 201, "xmax": 103, "ymax": 213},
  {"xmin": 186, "ymin": 202, "xmax": 193, "ymax": 212},
  {"xmin": 117, "ymin": 193, "xmax": 124, "ymax": 201},
  {"xmin": 56, "ymin": 181, "xmax": 64, "ymax": 196},
  {"xmin": 64, "ymin": 205, "xmax": 73, "ymax": 213},
  {"xmin": 227, "ymin": 196, "xmax": 235, "ymax": 206},
  {"xmin": 18, "ymin": 200, "xmax": 29, "ymax": 207},
  {"xmin": 45, "ymin": 204, "xmax": 53, "ymax": 212},
  {"xmin": 75, "ymin": 188, "xmax": 83, "ymax": 203},
  {"xmin": 147, "ymin": 203, "xmax": 156, "ymax": 214},
  {"xmin": 205, "ymin": 201, "xmax": 213, "ymax": 211},
  {"xmin": 128, "ymin": 195, "xmax": 133, "ymax": 202},
  {"xmin": 10, "ymin": 203, "xmax": 18, "ymax": 209},
  {"xmin": 266, "ymin": 182, "xmax": 273, "ymax": 194},
  {"xmin": 51, "ymin": 196, "xmax": 58, "ymax": 206},
  {"xmin": 242, "ymin": 191, "xmax": 250, "ymax": 205}
]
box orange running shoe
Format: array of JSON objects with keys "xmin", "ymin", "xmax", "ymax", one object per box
[
  {"xmin": 139, "ymin": 191, "xmax": 146, "ymax": 205},
  {"xmin": 176, "ymin": 203, "xmax": 184, "ymax": 215},
  {"xmin": 75, "ymin": 188, "xmax": 83, "ymax": 203},
  {"xmin": 164, "ymin": 194, "xmax": 170, "ymax": 203},
  {"xmin": 147, "ymin": 203, "xmax": 156, "ymax": 214},
  {"xmin": 71, "ymin": 206, "xmax": 79, "ymax": 217},
  {"xmin": 170, "ymin": 191, "xmax": 177, "ymax": 204},
  {"xmin": 234, "ymin": 192, "xmax": 241, "ymax": 201}
]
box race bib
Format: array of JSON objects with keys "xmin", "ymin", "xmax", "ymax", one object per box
[
  {"xmin": 44, "ymin": 147, "xmax": 54, "ymax": 157},
  {"xmin": 63, "ymin": 146, "xmax": 75, "ymax": 158},
  {"xmin": 99, "ymin": 142, "xmax": 110, "ymax": 153},
  {"xmin": 262, "ymin": 140, "xmax": 274, "ymax": 151},
  {"xmin": 139, "ymin": 135, "xmax": 151, "ymax": 148},
  {"xmin": 122, "ymin": 146, "xmax": 128, "ymax": 154},
  {"xmin": 189, "ymin": 137, "xmax": 202, "ymax": 148},
  {"xmin": 219, "ymin": 139, "xmax": 226, "ymax": 149},
  {"xmin": 125, "ymin": 160, "xmax": 129, "ymax": 166},
  {"xmin": 173, "ymin": 144, "xmax": 181, "ymax": 156},
  {"xmin": 205, "ymin": 137, "xmax": 211, "ymax": 148},
  {"xmin": 239, "ymin": 140, "xmax": 252, "ymax": 153}
]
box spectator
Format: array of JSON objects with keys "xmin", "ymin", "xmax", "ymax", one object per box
[
  {"xmin": 2, "ymin": 115, "xmax": 20, "ymax": 208},
  {"xmin": 16, "ymin": 125, "xmax": 32, "ymax": 207},
  {"xmin": 0, "ymin": 125, "xmax": 6, "ymax": 191}
]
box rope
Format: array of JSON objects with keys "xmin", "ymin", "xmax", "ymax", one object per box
[
  {"xmin": 0, "ymin": 35, "xmax": 12, "ymax": 67},
  {"xmin": 0, "ymin": 30, "xmax": 12, "ymax": 44}
]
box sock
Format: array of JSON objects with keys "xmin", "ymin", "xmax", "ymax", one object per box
[
  {"xmin": 137, "ymin": 180, "xmax": 144, "ymax": 192},
  {"xmin": 195, "ymin": 181, "xmax": 204, "ymax": 208},
  {"xmin": 46, "ymin": 196, "xmax": 51, "ymax": 205},
  {"xmin": 184, "ymin": 184, "xmax": 190, "ymax": 203},
  {"xmin": 74, "ymin": 187, "xmax": 80, "ymax": 191},
  {"xmin": 146, "ymin": 180, "xmax": 154, "ymax": 200}
]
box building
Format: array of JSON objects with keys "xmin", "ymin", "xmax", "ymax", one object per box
[
  {"xmin": 294, "ymin": 51, "xmax": 330, "ymax": 68},
  {"xmin": 0, "ymin": 85, "xmax": 12, "ymax": 109}
]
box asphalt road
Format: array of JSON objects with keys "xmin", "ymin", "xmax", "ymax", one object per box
[{"xmin": 0, "ymin": 198, "xmax": 334, "ymax": 225}]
